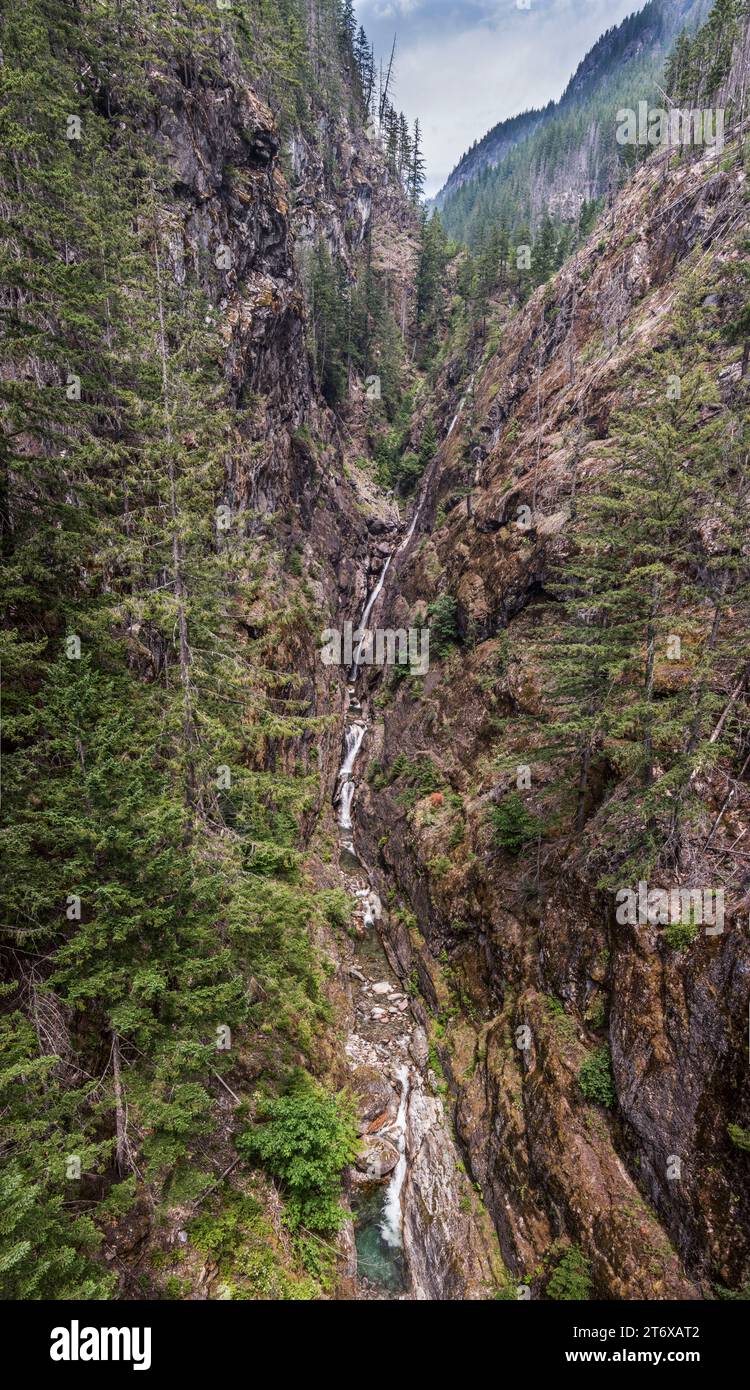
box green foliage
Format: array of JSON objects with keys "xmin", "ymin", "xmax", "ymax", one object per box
[
  {"xmin": 525, "ymin": 326, "xmax": 750, "ymax": 877},
  {"xmin": 578, "ymin": 1046, "xmax": 616, "ymax": 1109},
  {"xmin": 237, "ymin": 1075, "xmax": 359, "ymax": 1235},
  {"xmin": 440, "ymin": 0, "xmax": 704, "ymax": 250},
  {"xmin": 727, "ymin": 1124, "xmax": 750, "ymax": 1153},
  {"xmin": 546, "ymin": 1245, "xmax": 593, "ymax": 1301},
  {"xmin": 0, "ymin": 1162, "xmax": 112, "ymax": 1301},
  {"xmin": 427, "ymin": 594, "xmax": 460, "ymax": 657},
  {"xmin": 307, "ymin": 239, "xmax": 350, "ymax": 405},
  {"xmin": 489, "ymin": 794, "xmax": 543, "ymax": 855},
  {"xmin": 663, "ymin": 918, "xmax": 699, "ymax": 951},
  {"xmin": 545, "ymin": 994, "xmax": 577, "ymax": 1042},
  {"xmin": 188, "ymin": 1189, "xmax": 318, "ymax": 1300},
  {"xmin": 0, "ymin": 0, "xmax": 376, "ymax": 1292},
  {"xmin": 386, "ymin": 753, "xmax": 444, "ymax": 806},
  {"xmin": 0, "ymin": 1011, "xmax": 114, "ymax": 1299},
  {"xmin": 416, "ymin": 211, "xmax": 450, "ymax": 348},
  {"xmin": 714, "ymin": 1280, "xmax": 750, "ymax": 1300}
]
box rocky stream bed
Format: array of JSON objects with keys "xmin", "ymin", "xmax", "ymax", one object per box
[{"xmin": 333, "ymin": 494, "xmax": 503, "ymax": 1301}]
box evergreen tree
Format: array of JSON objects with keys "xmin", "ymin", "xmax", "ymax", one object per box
[
  {"xmin": 532, "ymin": 213, "xmax": 558, "ymax": 287},
  {"xmin": 416, "ymin": 210, "xmax": 449, "ymax": 334},
  {"xmin": 409, "ymin": 119, "xmax": 426, "ymax": 206},
  {"xmin": 398, "ymin": 112, "xmax": 413, "ymax": 183},
  {"xmin": 308, "ymin": 239, "xmax": 350, "ymax": 404}
]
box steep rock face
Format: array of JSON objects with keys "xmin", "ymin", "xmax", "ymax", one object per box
[
  {"xmin": 402, "ymin": 1081, "xmax": 504, "ymax": 1300},
  {"xmin": 353, "ymin": 133, "xmax": 750, "ymax": 1298},
  {"xmin": 335, "ymin": 878, "xmax": 504, "ymax": 1300},
  {"xmin": 150, "ymin": 26, "xmax": 497, "ymax": 1305},
  {"xmin": 142, "ymin": 36, "xmax": 404, "ymax": 851},
  {"xmin": 151, "ymin": 50, "xmax": 359, "ymax": 539}
]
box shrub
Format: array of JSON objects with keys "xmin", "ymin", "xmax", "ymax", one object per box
[
  {"xmin": 714, "ymin": 1280, "xmax": 750, "ymax": 1300},
  {"xmin": 545, "ymin": 994, "xmax": 576, "ymax": 1041},
  {"xmin": 489, "ymin": 793, "xmax": 543, "ymax": 854},
  {"xmin": 190, "ymin": 1195, "xmax": 263, "ymax": 1262},
  {"xmin": 319, "ymin": 889, "xmax": 351, "ymax": 930},
  {"xmin": 727, "ymin": 1123, "xmax": 750, "ymax": 1152},
  {"xmin": 547, "ymin": 1246, "xmax": 593, "ymax": 1300},
  {"xmin": 392, "ymin": 450, "xmax": 423, "ymax": 495},
  {"xmin": 585, "ymin": 996, "xmax": 607, "ymax": 1031},
  {"xmin": 387, "ymin": 753, "xmax": 444, "ymax": 804},
  {"xmin": 237, "ymin": 1074, "xmax": 359, "ymax": 1235},
  {"xmin": 578, "ymin": 1045, "xmax": 616, "ymax": 1108}
]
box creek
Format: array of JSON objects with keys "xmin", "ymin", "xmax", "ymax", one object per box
[{"xmin": 334, "ymin": 379, "xmax": 481, "ymax": 1299}]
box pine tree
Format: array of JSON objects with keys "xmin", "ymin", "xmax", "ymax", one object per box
[
  {"xmin": 354, "ymin": 27, "xmax": 375, "ymax": 113},
  {"xmin": 398, "ymin": 111, "xmax": 413, "ymax": 183},
  {"xmin": 308, "ymin": 239, "xmax": 350, "ymax": 403},
  {"xmin": 409, "ymin": 119, "xmax": 426, "ymax": 206},
  {"xmin": 532, "ymin": 213, "xmax": 557, "ymax": 287},
  {"xmin": 0, "ymin": 0, "xmax": 364, "ymax": 1287},
  {"xmin": 416, "ymin": 210, "xmax": 448, "ymax": 333}
]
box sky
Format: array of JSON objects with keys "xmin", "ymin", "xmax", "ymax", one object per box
[{"xmin": 356, "ymin": 0, "xmax": 646, "ymax": 195}]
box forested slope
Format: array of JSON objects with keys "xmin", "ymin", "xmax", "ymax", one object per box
[
  {"xmin": 437, "ymin": 0, "xmax": 714, "ymax": 246},
  {"xmin": 0, "ymin": 0, "xmax": 418, "ymax": 1300}
]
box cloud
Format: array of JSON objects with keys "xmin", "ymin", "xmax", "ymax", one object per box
[
  {"xmin": 371, "ymin": 0, "xmax": 424, "ymax": 14},
  {"xmin": 356, "ymin": 0, "xmax": 645, "ymax": 195}
]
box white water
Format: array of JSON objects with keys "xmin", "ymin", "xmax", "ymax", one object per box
[
  {"xmin": 339, "ymin": 721, "xmax": 366, "ymax": 780},
  {"xmin": 338, "ymin": 779, "xmax": 355, "ymax": 830},
  {"xmin": 350, "ymin": 477, "xmax": 429, "ymax": 676},
  {"xmin": 352, "ymin": 556, "xmax": 393, "ymax": 671},
  {"xmin": 446, "ymin": 372, "xmax": 476, "ymax": 440},
  {"xmin": 336, "ymin": 449, "xmax": 445, "ymax": 1273},
  {"xmin": 380, "ymin": 1064, "xmax": 411, "ymax": 1248}
]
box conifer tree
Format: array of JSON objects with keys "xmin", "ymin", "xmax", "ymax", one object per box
[{"xmin": 409, "ymin": 119, "xmax": 426, "ymax": 206}]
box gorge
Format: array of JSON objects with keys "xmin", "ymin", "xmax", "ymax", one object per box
[{"xmin": 1, "ymin": 0, "xmax": 749, "ymax": 1312}]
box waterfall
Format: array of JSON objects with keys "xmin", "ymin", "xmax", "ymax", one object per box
[
  {"xmin": 339, "ymin": 721, "xmax": 365, "ymax": 781},
  {"xmin": 446, "ymin": 372, "xmax": 476, "ymax": 439},
  {"xmin": 380, "ymin": 1065, "xmax": 411, "ymax": 1248},
  {"xmin": 350, "ymin": 490, "xmax": 426, "ymax": 677},
  {"xmin": 338, "ymin": 779, "xmax": 355, "ymax": 830},
  {"xmin": 351, "ymin": 555, "xmax": 393, "ymax": 673}
]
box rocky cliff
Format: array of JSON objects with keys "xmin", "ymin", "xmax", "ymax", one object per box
[{"xmin": 353, "ymin": 109, "xmax": 750, "ymax": 1299}]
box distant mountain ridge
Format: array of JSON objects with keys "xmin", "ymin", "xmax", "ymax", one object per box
[
  {"xmin": 435, "ymin": 105, "xmax": 550, "ymax": 205},
  {"xmin": 436, "ymin": 0, "xmax": 711, "ymax": 239}
]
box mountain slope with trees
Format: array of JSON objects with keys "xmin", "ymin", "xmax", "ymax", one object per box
[
  {"xmin": 0, "ymin": 0, "xmax": 424, "ymax": 1301},
  {"xmin": 437, "ymin": 0, "xmax": 713, "ymax": 246}
]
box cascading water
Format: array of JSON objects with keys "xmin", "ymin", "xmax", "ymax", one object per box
[
  {"xmin": 338, "ymin": 779, "xmax": 355, "ymax": 830},
  {"xmin": 335, "ymin": 464, "xmax": 448, "ymax": 1297},
  {"xmin": 380, "ymin": 1065, "xmax": 410, "ymax": 1249},
  {"xmin": 334, "ymin": 535, "xmax": 414, "ymax": 1294},
  {"xmin": 445, "ymin": 372, "xmax": 475, "ymax": 440},
  {"xmin": 339, "ymin": 721, "xmax": 366, "ymax": 780},
  {"xmin": 351, "ymin": 556, "xmax": 392, "ymax": 673}
]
